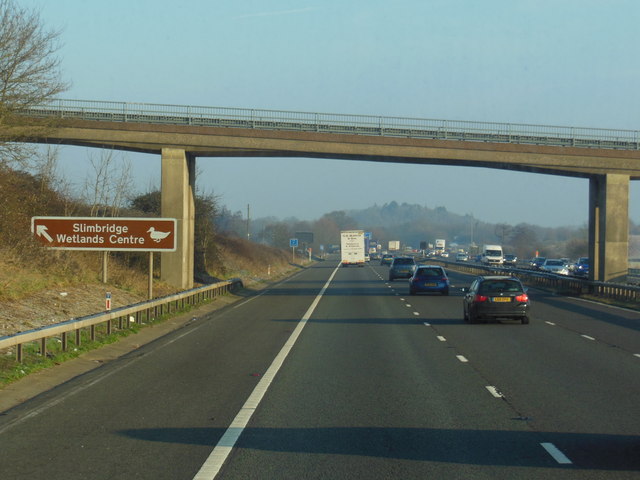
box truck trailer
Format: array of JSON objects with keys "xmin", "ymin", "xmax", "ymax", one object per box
[
  {"xmin": 341, "ymin": 230, "xmax": 365, "ymax": 266},
  {"xmin": 388, "ymin": 240, "xmax": 400, "ymax": 251}
]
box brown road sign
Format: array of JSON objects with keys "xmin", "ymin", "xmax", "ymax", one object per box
[{"xmin": 31, "ymin": 217, "xmax": 177, "ymax": 251}]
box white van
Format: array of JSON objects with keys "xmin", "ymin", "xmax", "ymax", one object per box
[{"xmin": 481, "ymin": 245, "xmax": 504, "ymax": 265}]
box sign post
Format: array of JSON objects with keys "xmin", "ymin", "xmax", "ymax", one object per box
[
  {"xmin": 289, "ymin": 238, "xmax": 298, "ymax": 262},
  {"xmin": 32, "ymin": 217, "xmax": 177, "ymax": 300}
]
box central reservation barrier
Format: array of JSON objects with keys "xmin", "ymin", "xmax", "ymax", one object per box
[{"xmin": 429, "ymin": 259, "xmax": 640, "ymax": 304}]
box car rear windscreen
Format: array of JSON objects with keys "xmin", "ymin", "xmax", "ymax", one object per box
[
  {"xmin": 479, "ymin": 281, "xmax": 523, "ymax": 293},
  {"xmin": 394, "ymin": 258, "xmax": 414, "ymax": 265},
  {"xmin": 416, "ymin": 268, "xmax": 442, "ymax": 276}
]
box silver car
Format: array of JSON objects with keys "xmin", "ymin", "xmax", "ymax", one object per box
[
  {"xmin": 388, "ymin": 257, "xmax": 416, "ymax": 281},
  {"xmin": 540, "ymin": 259, "xmax": 569, "ymax": 275}
]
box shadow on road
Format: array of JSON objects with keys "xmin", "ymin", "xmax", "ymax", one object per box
[{"xmin": 118, "ymin": 425, "xmax": 640, "ymax": 471}]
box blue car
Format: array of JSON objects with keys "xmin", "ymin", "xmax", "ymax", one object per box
[
  {"xmin": 571, "ymin": 257, "xmax": 590, "ymax": 278},
  {"xmin": 409, "ymin": 265, "xmax": 450, "ymax": 295}
]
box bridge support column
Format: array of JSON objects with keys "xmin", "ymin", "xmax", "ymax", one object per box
[
  {"xmin": 588, "ymin": 174, "xmax": 629, "ymax": 283},
  {"xmin": 160, "ymin": 148, "xmax": 195, "ymax": 289}
]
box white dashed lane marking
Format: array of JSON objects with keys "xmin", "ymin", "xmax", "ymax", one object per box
[
  {"xmin": 541, "ymin": 443, "xmax": 573, "ymax": 464},
  {"xmin": 485, "ymin": 386, "xmax": 504, "ymax": 398}
]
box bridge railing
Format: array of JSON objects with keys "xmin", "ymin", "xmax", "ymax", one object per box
[
  {"xmin": 22, "ymin": 99, "xmax": 640, "ymax": 150},
  {"xmin": 0, "ymin": 278, "xmax": 242, "ymax": 363}
]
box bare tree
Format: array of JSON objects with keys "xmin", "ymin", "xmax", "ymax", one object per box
[
  {"xmin": 84, "ymin": 149, "xmax": 133, "ymax": 217},
  {"xmin": 0, "ymin": 0, "xmax": 68, "ymax": 167}
]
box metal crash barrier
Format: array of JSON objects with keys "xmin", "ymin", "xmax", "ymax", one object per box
[
  {"xmin": 0, "ymin": 279, "xmax": 242, "ymax": 363},
  {"xmin": 429, "ymin": 260, "xmax": 640, "ymax": 303}
]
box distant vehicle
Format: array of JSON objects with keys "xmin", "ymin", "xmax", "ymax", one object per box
[
  {"xmin": 571, "ymin": 257, "xmax": 590, "ymax": 278},
  {"xmin": 440, "ymin": 251, "xmax": 450, "ymax": 258},
  {"xmin": 340, "ymin": 230, "xmax": 365, "ymax": 267},
  {"xmin": 380, "ymin": 254, "xmax": 394, "ymax": 266},
  {"xmin": 503, "ymin": 254, "xmax": 518, "ymax": 267},
  {"xmin": 462, "ymin": 276, "xmax": 531, "ymax": 324},
  {"xmin": 530, "ymin": 257, "xmax": 546, "ymax": 270},
  {"xmin": 388, "ymin": 240, "xmax": 400, "ymax": 251},
  {"xmin": 409, "ymin": 265, "xmax": 450, "ymax": 295},
  {"xmin": 456, "ymin": 252, "xmax": 469, "ymax": 262},
  {"xmin": 540, "ymin": 259, "xmax": 569, "ymax": 275},
  {"xmin": 435, "ymin": 239, "xmax": 446, "ymax": 255},
  {"xmin": 481, "ymin": 245, "xmax": 504, "ymax": 266},
  {"xmin": 388, "ymin": 257, "xmax": 416, "ymax": 281}
]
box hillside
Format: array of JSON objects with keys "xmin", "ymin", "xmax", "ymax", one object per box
[{"xmin": 0, "ymin": 166, "xmax": 295, "ymax": 337}]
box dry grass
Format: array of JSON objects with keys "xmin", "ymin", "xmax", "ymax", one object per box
[
  {"xmin": 0, "ymin": 234, "xmax": 300, "ymax": 337},
  {"xmin": 0, "ymin": 166, "xmax": 300, "ymax": 336}
]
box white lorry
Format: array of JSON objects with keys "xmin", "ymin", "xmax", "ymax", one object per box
[
  {"xmin": 388, "ymin": 240, "xmax": 400, "ymax": 251},
  {"xmin": 481, "ymin": 244, "xmax": 504, "ymax": 266},
  {"xmin": 435, "ymin": 239, "xmax": 446, "ymax": 255},
  {"xmin": 341, "ymin": 230, "xmax": 365, "ymax": 267}
]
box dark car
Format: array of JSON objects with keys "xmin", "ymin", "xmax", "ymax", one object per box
[
  {"xmin": 388, "ymin": 256, "xmax": 416, "ymax": 281},
  {"xmin": 409, "ymin": 265, "xmax": 450, "ymax": 295},
  {"xmin": 503, "ymin": 254, "xmax": 517, "ymax": 267},
  {"xmin": 380, "ymin": 254, "xmax": 394, "ymax": 266},
  {"xmin": 463, "ymin": 276, "xmax": 530, "ymax": 324},
  {"xmin": 571, "ymin": 257, "xmax": 590, "ymax": 278},
  {"xmin": 530, "ymin": 257, "xmax": 546, "ymax": 270}
]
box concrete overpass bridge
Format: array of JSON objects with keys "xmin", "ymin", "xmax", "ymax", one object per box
[{"xmin": 6, "ymin": 99, "xmax": 640, "ymax": 288}]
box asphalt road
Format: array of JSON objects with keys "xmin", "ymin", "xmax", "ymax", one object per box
[{"xmin": 0, "ymin": 259, "xmax": 638, "ymax": 479}]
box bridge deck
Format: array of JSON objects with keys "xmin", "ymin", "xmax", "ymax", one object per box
[{"xmin": 22, "ymin": 99, "xmax": 640, "ymax": 152}]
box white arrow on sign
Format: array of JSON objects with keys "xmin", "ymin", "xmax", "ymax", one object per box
[{"xmin": 36, "ymin": 224, "xmax": 53, "ymax": 243}]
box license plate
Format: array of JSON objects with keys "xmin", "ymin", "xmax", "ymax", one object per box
[
  {"xmin": 425, "ymin": 283, "xmax": 437, "ymax": 287},
  {"xmin": 492, "ymin": 297, "xmax": 512, "ymax": 303}
]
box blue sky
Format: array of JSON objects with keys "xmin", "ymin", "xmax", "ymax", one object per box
[{"xmin": 20, "ymin": 0, "xmax": 640, "ymax": 227}]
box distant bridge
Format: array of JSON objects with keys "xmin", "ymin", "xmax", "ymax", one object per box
[{"xmin": 7, "ymin": 99, "xmax": 640, "ymax": 287}]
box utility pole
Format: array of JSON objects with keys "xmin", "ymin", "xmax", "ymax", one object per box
[{"xmin": 246, "ymin": 204, "xmax": 250, "ymax": 240}]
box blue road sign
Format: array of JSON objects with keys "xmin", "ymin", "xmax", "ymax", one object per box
[{"xmin": 289, "ymin": 238, "xmax": 299, "ymax": 247}]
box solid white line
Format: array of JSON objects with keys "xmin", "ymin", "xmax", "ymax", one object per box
[
  {"xmin": 192, "ymin": 265, "xmax": 340, "ymax": 480},
  {"xmin": 456, "ymin": 355, "xmax": 468, "ymax": 363},
  {"xmin": 485, "ymin": 386, "xmax": 503, "ymax": 398},
  {"xmin": 437, "ymin": 336, "xmax": 446, "ymax": 342},
  {"xmin": 581, "ymin": 334, "xmax": 596, "ymax": 341},
  {"xmin": 541, "ymin": 442, "xmax": 572, "ymax": 464}
]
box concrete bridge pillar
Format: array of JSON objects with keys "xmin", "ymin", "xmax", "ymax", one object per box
[
  {"xmin": 588, "ymin": 174, "xmax": 629, "ymax": 283},
  {"xmin": 160, "ymin": 148, "xmax": 195, "ymax": 289}
]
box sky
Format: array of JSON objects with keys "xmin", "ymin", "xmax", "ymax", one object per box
[{"xmin": 18, "ymin": 0, "xmax": 640, "ymax": 227}]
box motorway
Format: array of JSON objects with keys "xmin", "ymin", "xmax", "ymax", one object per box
[{"xmin": 0, "ymin": 258, "xmax": 639, "ymax": 479}]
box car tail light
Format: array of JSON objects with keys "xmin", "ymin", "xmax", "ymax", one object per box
[
  {"xmin": 515, "ymin": 293, "xmax": 529, "ymax": 302},
  {"xmin": 474, "ymin": 294, "xmax": 488, "ymax": 303},
  {"xmin": 441, "ymin": 277, "xmax": 448, "ymax": 282}
]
